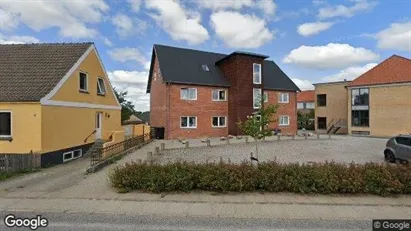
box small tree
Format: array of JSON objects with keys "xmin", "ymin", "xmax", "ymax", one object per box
[
  {"xmin": 237, "ymin": 94, "xmax": 279, "ymax": 160},
  {"xmin": 114, "ymin": 88, "xmax": 136, "ymax": 122}
]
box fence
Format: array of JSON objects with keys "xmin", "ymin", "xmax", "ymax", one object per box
[
  {"xmin": 90, "ymin": 133, "xmax": 151, "ymax": 167},
  {"xmin": 0, "ymin": 152, "xmax": 41, "ymax": 173}
]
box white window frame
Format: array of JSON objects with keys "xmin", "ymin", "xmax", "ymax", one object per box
[
  {"xmin": 79, "ymin": 71, "xmax": 89, "ymax": 92},
  {"xmin": 253, "ymin": 63, "xmax": 261, "ymax": 84},
  {"xmin": 253, "ymin": 88, "xmax": 262, "ymax": 109},
  {"xmin": 63, "ymin": 149, "xmax": 82, "ymax": 162},
  {"xmin": 97, "ymin": 77, "xmax": 106, "ymax": 95},
  {"xmin": 212, "ymin": 89, "xmax": 227, "ymax": 101},
  {"xmin": 278, "ymin": 93, "xmax": 289, "ymax": 103},
  {"xmin": 211, "ymin": 116, "xmax": 227, "ymax": 128},
  {"xmin": 0, "ymin": 111, "xmax": 12, "ymax": 138},
  {"xmin": 263, "ymin": 91, "xmax": 268, "ymax": 103},
  {"xmin": 279, "ymin": 115, "xmax": 290, "ymax": 126},
  {"xmin": 180, "ymin": 116, "xmax": 197, "ymax": 128},
  {"xmin": 180, "ymin": 88, "xmax": 197, "ymax": 100}
]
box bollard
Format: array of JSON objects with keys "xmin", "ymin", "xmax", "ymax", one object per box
[
  {"xmin": 155, "ymin": 147, "xmax": 160, "ymax": 155},
  {"xmin": 277, "ymin": 135, "xmax": 280, "ymax": 141},
  {"xmin": 220, "ymin": 156, "xmax": 223, "ymax": 164},
  {"xmin": 185, "ymin": 141, "xmax": 189, "ymax": 148},
  {"xmin": 328, "ymin": 134, "xmax": 331, "ymax": 140},
  {"xmin": 245, "ymin": 137, "xmax": 249, "ymax": 143},
  {"xmin": 305, "ymin": 133, "xmax": 308, "ymax": 140},
  {"xmin": 292, "ymin": 134, "xmax": 295, "ymax": 140},
  {"xmin": 226, "ymin": 138, "xmax": 230, "ymax": 144},
  {"xmin": 147, "ymin": 152, "xmax": 153, "ymax": 161},
  {"xmin": 160, "ymin": 142, "xmax": 165, "ymax": 151},
  {"xmin": 317, "ymin": 134, "xmax": 320, "ymax": 139},
  {"xmin": 228, "ymin": 158, "xmax": 231, "ymax": 163},
  {"xmin": 137, "ymin": 159, "xmax": 142, "ymax": 164},
  {"xmin": 206, "ymin": 139, "xmax": 211, "ymax": 147}
]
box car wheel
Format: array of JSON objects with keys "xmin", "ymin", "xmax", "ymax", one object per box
[{"xmin": 384, "ymin": 150, "xmax": 396, "ymax": 163}]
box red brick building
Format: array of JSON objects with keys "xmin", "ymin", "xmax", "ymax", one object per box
[{"xmin": 147, "ymin": 45, "xmax": 300, "ymax": 139}]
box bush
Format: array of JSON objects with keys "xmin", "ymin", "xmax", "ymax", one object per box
[{"xmin": 109, "ymin": 161, "xmax": 411, "ymax": 196}]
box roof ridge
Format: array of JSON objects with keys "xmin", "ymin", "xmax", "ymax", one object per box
[
  {"xmin": 391, "ymin": 54, "xmax": 411, "ymax": 61},
  {"xmin": 154, "ymin": 44, "xmax": 227, "ymax": 56}
]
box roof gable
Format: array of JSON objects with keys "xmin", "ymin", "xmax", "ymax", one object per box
[
  {"xmin": 0, "ymin": 43, "xmax": 92, "ymax": 102},
  {"xmin": 349, "ymin": 55, "xmax": 411, "ymax": 87}
]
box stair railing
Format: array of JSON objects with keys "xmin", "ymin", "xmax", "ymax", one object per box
[{"xmin": 84, "ymin": 130, "xmax": 96, "ymax": 143}]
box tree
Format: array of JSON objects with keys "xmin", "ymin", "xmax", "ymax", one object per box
[
  {"xmin": 114, "ymin": 88, "xmax": 136, "ymax": 122},
  {"xmin": 237, "ymin": 95, "xmax": 279, "ymax": 160}
]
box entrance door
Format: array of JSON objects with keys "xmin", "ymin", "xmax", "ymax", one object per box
[{"xmin": 95, "ymin": 112, "xmax": 102, "ymax": 140}]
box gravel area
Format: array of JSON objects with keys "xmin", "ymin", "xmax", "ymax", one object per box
[{"xmin": 154, "ymin": 136, "xmax": 388, "ymax": 164}]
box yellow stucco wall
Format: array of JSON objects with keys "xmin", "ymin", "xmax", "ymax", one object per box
[
  {"xmin": 0, "ymin": 103, "xmax": 42, "ymax": 153},
  {"xmin": 41, "ymin": 106, "xmax": 122, "ymax": 153},
  {"xmin": 51, "ymin": 49, "xmax": 119, "ymax": 106},
  {"xmin": 314, "ymin": 82, "xmax": 350, "ymax": 134},
  {"xmin": 348, "ymin": 85, "xmax": 411, "ymax": 137}
]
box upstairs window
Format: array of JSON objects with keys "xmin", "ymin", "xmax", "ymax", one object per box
[
  {"xmin": 181, "ymin": 116, "xmax": 197, "ymax": 128},
  {"xmin": 278, "ymin": 93, "xmax": 289, "ymax": 103},
  {"xmin": 79, "ymin": 72, "xmax": 88, "ymax": 92},
  {"xmin": 97, "ymin": 78, "xmax": 106, "ymax": 95},
  {"xmin": 212, "ymin": 89, "xmax": 226, "ymax": 101},
  {"xmin": 0, "ymin": 112, "xmax": 11, "ymax": 137},
  {"xmin": 352, "ymin": 88, "xmax": 369, "ymax": 106},
  {"xmin": 202, "ymin": 64, "xmax": 210, "ymax": 72},
  {"xmin": 212, "ymin": 116, "xmax": 226, "ymax": 127},
  {"xmin": 181, "ymin": 88, "xmax": 197, "ymax": 100},
  {"xmin": 253, "ymin": 63, "xmax": 261, "ymax": 84},
  {"xmin": 253, "ymin": 88, "xmax": 262, "ymax": 109},
  {"xmin": 317, "ymin": 94, "xmax": 326, "ymax": 106}
]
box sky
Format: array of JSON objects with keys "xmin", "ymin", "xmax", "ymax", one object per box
[{"xmin": 0, "ymin": 0, "xmax": 410, "ymax": 112}]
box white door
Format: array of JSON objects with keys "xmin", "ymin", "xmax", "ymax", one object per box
[{"xmin": 95, "ymin": 112, "xmax": 102, "ymax": 140}]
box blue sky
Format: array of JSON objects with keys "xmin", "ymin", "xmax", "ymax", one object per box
[{"xmin": 0, "ymin": 0, "xmax": 410, "ymax": 111}]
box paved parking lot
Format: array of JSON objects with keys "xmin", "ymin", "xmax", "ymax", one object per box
[{"xmin": 155, "ymin": 136, "xmax": 388, "ymax": 164}]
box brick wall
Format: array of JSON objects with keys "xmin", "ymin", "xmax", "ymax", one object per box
[
  {"xmin": 149, "ymin": 55, "xmax": 168, "ymax": 133},
  {"xmin": 266, "ymin": 90, "xmax": 298, "ymax": 135},
  {"xmin": 168, "ymin": 84, "xmax": 229, "ymax": 139}
]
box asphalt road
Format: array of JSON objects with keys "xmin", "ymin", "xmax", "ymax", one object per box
[{"xmin": 0, "ymin": 211, "xmax": 371, "ymax": 231}]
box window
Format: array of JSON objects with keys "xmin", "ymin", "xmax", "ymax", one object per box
[
  {"xmin": 306, "ymin": 102, "xmax": 315, "ymax": 109},
  {"xmin": 212, "ymin": 116, "xmax": 226, "ymax": 127},
  {"xmin": 317, "ymin": 117, "xmax": 327, "ymax": 129},
  {"xmin": 297, "ymin": 103, "xmax": 304, "ymax": 109},
  {"xmin": 351, "ymin": 88, "xmax": 369, "ymax": 106},
  {"xmin": 0, "ymin": 112, "xmax": 11, "ymax": 137},
  {"xmin": 279, "ymin": 116, "xmax": 289, "ymax": 126},
  {"xmin": 278, "ymin": 93, "xmax": 289, "ymax": 103},
  {"xmin": 79, "ymin": 72, "xmax": 88, "ymax": 92},
  {"xmin": 212, "ymin": 89, "xmax": 227, "ymax": 101},
  {"xmin": 63, "ymin": 149, "xmax": 82, "ymax": 162},
  {"xmin": 253, "ymin": 88, "xmax": 262, "ymax": 108},
  {"xmin": 97, "ymin": 78, "xmax": 106, "ymax": 95},
  {"xmin": 352, "ymin": 110, "xmax": 369, "ymax": 127},
  {"xmin": 180, "ymin": 88, "xmax": 197, "ymax": 100},
  {"xmin": 202, "ymin": 64, "xmax": 210, "ymax": 72},
  {"xmin": 317, "ymin": 94, "xmax": 326, "ymax": 106},
  {"xmin": 396, "ymin": 137, "xmax": 411, "ymax": 146},
  {"xmin": 253, "ymin": 63, "xmax": 261, "ymax": 84},
  {"xmin": 263, "ymin": 92, "xmax": 268, "ymax": 103},
  {"xmin": 180, "ymin": 116, "xmax": 197, "ymax": 128}
]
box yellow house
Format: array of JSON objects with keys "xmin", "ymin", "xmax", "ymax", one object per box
[{"xmin": 0, "ymin": 43, "xmax": 123, "ymax": 167}]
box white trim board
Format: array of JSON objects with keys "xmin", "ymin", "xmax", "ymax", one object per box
[
  {"xmin": 40, "ymin": 44, "xmax": 121, "ymax": 108},
  {"xmin": 42, "ymin": 100, "xmax": 121, "ymax": 110}
]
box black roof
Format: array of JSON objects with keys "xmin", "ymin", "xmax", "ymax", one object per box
[{"xmin": 147, "ymin": 44, "xmax": 300, "ymax": 93}]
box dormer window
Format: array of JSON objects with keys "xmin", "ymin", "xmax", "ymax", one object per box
[
  {"xmin": 253, "ymin": 63, "xmax": 261, "ymax": 84},
  {"xmin": 202, "ymin": 64, "xmax": 210, "ymax": 72}
]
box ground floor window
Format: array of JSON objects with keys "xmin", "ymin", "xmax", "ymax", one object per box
[
  {"xmin": 212, "ymin": 116, "xmax": 226, "ymax": 127},
  {"xmin": 181, "ymin": 116, "xmax": 197, "ymax": 128},
  {"xmin": 63, "ymin": 149, "xmax": 82, "ymax": 162},
  {"xmin": 0, "ymin": 111, "xmax": 11, "ymax": 137},
  {"xmin": 352, "ymin": 110, "xmax": 369, "ymax": 127},
  {"xmin": 279, "ymin": 115, "xmax": 290, "ymax": 126},
  {"xmin": 317, "ymin": 117, "xmax": 327, "ymax": 129}
]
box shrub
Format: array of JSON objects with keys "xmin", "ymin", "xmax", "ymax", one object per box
[{"xmin": 109, "ymin": 161, "xmax": 411, "ymax": 196}]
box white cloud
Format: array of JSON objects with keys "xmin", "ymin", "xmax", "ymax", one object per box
[
  {"xmin": 257, "ymin": 0, "xmax": 276, "ymax": 16},
  {"xmin": 317, "ymin": 0, "xmax": 377, "ymax": 19},
  {"xmin": 210, "ymin": 11, "xmax": 274, "ymax": 48},
  {"xmin": 103, "ymin": 37, "xmax": 113, "ymax": 47},
  {"xmin": 375, "ymin": 22, "xmax": 411, "ymax": 51},
  {"xmin": 111, "ymin": 14, "xmax": 134, "ymax": 37},
  {"xmin": 291, "ymin": 78, "xmax": 315, "ymax": 90},
  {"xmin": 196, "ymin": 0, "xmax": 276, "ymax": 16},
  {"xmin": 0, "ymin": 8, "xmax": 18, "ymax": 30},
  {"xmin": 297, "ymin": 21, "xmax": 334, "ymax": 36},
  {"xmin": 128, "ymin": 0, "xmax": 141, "ymax": 12},
  {"xmin": 107, "ymin": 47, "xmax": 149, "ymax": 69},
  {"xmin": 0, "ymin": 0, "xmax": 108, "ymax": 38},
  {"xmin": 108, "ymin": 70, "xmax": 150, "ymax": 111},
  {"xmin": 283, "ymin": 43, "xmax": 379, "ymax": 69},
  {"xmin": 145, "ymin": 0, "xmax": 209, "ymax": 45},
  {"xmin": 0, "ymin": 33, "xmax": 40, "ymax": 44},
  {"xmin": 321, "ymin": 63, "xmax": 378, "ymax": 82}
]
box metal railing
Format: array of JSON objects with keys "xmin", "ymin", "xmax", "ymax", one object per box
[{"xmin": 90, "ymin": 133, "xmax": 150, "ymax": 166}]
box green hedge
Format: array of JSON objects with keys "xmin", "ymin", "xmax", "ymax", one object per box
[{"xmin": 110, "ymin": 161, "xmax": 411, "ymax": 196}]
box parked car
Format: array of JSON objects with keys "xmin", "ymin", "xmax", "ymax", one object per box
[{"xmin": 384, "ymin": 134, "xmax": 411, "ymax": 163}]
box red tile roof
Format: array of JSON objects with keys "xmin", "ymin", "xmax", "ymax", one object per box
[
  {"xmin": 349, "ymin": 55, "xmax": 411, "ymax": 87},
  {"xmin": 297, "ymin": 90, "xmax": 315, "ymax": 102}
]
